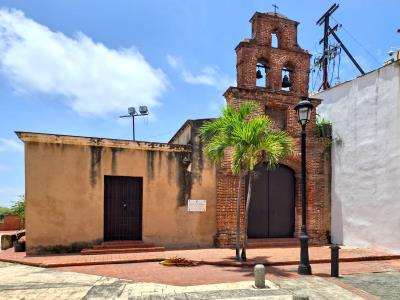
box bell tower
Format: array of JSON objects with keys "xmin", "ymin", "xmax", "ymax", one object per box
[{"xmin": 215, "ymin": 12, "xmax": 330, "ymax": 247}]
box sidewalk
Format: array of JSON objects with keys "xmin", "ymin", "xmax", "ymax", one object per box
[
  {"xmin": 0, "ymin": 245, "xmax": 399, "ymax": 268},
  {"xmin": 0, "ymin": 261, "xmax": 376, "ymax": 299}
]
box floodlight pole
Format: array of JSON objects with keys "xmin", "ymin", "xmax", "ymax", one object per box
[
  {"xmin": 132, "ymin": 116, "xmax": 135, "ymax": 141},
  {"xmin": 119, "ymin": 107, "xmax": 149, "ymax": 141}
]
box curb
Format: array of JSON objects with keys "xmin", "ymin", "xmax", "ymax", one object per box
[
  {"xmin": 1, "ymin": 254, "xmax": 400, "ymax": 268},
  {"xmin": 200, "ymin": 254, "xmax": 400, "ymax": 267}
]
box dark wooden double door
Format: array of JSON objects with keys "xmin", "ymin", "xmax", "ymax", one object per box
[
  {"xmin": 248, "ymin": 164, "xmax": 295, "ymax": 238},
  {"xmin": 104, "ymin": 176, "xmax": 142, "ymax": 241}
]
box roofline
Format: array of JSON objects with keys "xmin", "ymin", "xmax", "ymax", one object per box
[
  {"xmin": 249, "ymin": 11, "xmax": 300, "ymax": 25},
  {"xmin": 168, "ymin": 120, "xmax": 192, "ymax": 144},
  {"xmin": 314, "ymin": 60, "xmax": 400, "ymax": 94},
  {"xmin": 16, "ymin": 131, "xmax": 191, "ymax": 152},
  {"xmin": 168, "ymin": 118, "xmax": 214, "ymax": 144}
]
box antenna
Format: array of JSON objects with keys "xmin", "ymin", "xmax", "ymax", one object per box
[
  {"xmin": 315, "ymin": 3, "xmax": 365, "ymax": 91},
  {"xmin": 119, "ymin": 106, "xmax": 149, "ymax": 141}
]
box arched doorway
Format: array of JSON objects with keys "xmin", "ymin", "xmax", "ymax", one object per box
[{"xmin": 248, "ymin": 163, "xmax": 295, "ymax": 238}]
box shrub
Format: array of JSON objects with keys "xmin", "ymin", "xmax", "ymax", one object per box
[
  {"xmin": 316, "ymin": 116, "xmax": 332, "ymax": 138},
  {"xmin": 11, "ymin": 195, "xmax": 25, "ymax": 225},
  {"xmin": 0, "ymin": 207, "xmax": 12, "ymax": 223}
]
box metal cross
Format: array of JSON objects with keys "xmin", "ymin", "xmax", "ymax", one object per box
[{"xmin": 272, "ymin": 4, "xmax": 279, "ymax": 14}]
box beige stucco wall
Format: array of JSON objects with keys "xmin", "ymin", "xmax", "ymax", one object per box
[{"xmin": 20, "ymin": 133, "xmax": 217, "ymax": 254}]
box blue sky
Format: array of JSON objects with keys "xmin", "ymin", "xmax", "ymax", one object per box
[{"xmin": 0, "ymin": 0, "xmax": 398, "ymax": 206}]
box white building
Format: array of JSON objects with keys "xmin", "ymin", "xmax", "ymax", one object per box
[{"xmin": 316, "ymin": 59, "xmax": 400, "ymax": 253}]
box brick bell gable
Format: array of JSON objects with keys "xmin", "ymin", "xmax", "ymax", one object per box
[{"xmin": 215, "ymin": 12, "xmax": 331, "ymax": 247}]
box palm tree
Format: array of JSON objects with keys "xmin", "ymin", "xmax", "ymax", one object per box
[
  {"xmin": 200, "ymin": 101, "xmax": 293, "ymax": 261},
  {"xmin": 232, "ymin": 114, "xmax": 293, "ymax": 261},
  {"xmin": 199, "ymin": 102, "xmax": 257, "ymax": 261}
]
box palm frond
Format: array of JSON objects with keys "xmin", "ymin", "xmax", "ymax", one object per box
[{"xmin": 199, "ymin": 101, "xmax": 294, "ymax": 174}]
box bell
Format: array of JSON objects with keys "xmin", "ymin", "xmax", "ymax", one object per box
[
  {"xmin": 282, "ymin": 74, "xmax": 291, "ymax": 88},
  {"xmin": 256, "ymin": 69, "xmax": 263, "ymax": 79}
]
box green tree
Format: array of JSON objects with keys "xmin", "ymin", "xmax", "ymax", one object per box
[
  {"xmin": 0, "ymin": 207, "xmax": 12, "ymax": 223},
  {"xmin": 200, "ymin": 102, "xmax": 293, "ymax": 261},
  {"xmin": 11, "ymin": 195, "xmax": 25, "ymax": 225},
  {"xmin": 200, "ymin": 102, "xmax": 257, "ymax": 261}
]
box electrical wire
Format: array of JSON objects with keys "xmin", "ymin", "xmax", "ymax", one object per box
[
  {"xmin": 332, "ymin": 16, "xmax": 380, "ymax": 66},
  {"xmin": 336, "ymin": 47, "xmax": 342, "ymax": 84},
  {"xmin": 329, "ymin": 54, "xmax": 336, "ymax": 87},
  {"xmin": 312, "ymin": 66, "xmax": 321, "ymax": 92}
]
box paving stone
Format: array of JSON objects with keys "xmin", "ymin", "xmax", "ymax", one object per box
[
  {"xmin": 339, "ymin": 272, "xmax": 400, "ymax": 300},
  {"xmin": 0, "ymin": 261, "xmax": 394, "ymax": 300}
]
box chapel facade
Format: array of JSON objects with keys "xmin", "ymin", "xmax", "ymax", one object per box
[{"xmin": 215, "ymin": 12, "xmax": 330, "ymax": 247}]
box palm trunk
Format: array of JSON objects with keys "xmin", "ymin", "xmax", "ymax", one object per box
[
  {"xmin": 241, "ymin": 171, "xmax": 253, "ymax": 261},
  {"xmin": 235, "ymin": 173, "xmax": 242, "ymax": 261}
]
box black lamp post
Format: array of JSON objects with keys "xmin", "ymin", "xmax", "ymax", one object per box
[{"xmin": 294, "ymin": 96, "xmax": 314, "ymax": 275}]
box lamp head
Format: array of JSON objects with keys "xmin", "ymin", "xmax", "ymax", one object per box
[
  {"xmin": 139, "ymin": 106, "xmax": 148, "ymax": 115},
  {"xmin": 294, "ymin": 96, "xmax": 314, "ymax": 126},
  {"xmin": 128, "ymin": 107, "xmax": 136, "ymax": 116}
]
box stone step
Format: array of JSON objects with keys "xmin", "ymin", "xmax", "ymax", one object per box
[
  {"xmin": 93, "ymin": 241, "xmax": 155, "ymax": 249},
  {"xmin": 80, "ymin": 246, "xmax": 165, "ymax": 255},
  {"xmin": 247, "ymin": 238, "xmax": 299, "ymax": 248}
]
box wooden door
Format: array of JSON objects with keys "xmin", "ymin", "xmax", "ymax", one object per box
[
  {"xmin": 248, "ymin": 164, "xmax": 295, "ymax": 238},
  {"xmin": 104, "ymin": 176, "xmax": 142, "ymax": 241}
]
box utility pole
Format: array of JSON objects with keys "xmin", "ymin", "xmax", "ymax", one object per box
[
  {"xmin": 316, "ymin": 3, "xmax": 365, "ymax": 91},
  {"xmin": 316, "ymin": 3, "xmax": 339, "ymax": 90}
]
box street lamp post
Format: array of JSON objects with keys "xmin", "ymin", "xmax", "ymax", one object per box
[{"xmin": 294, "ymin": 96, "xmax": 314, "ymax": 275}]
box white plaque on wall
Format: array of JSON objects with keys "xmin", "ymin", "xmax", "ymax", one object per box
[{"xmin": 187, "ymin": 200, "xmax": 207, "ymax": 212}]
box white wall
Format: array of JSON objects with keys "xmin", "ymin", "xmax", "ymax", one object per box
[{"xmin": 317, "ymin": 62, "xmax": 400, "ymax": 253}]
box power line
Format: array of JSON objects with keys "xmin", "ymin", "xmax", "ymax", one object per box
[
  {"xmin": 315, "ymin": 3, "xmax": 365, "ymax": 91},
  {"xmin": 332, "ymin": 16, "xmax": 380, "ymax": 66}
]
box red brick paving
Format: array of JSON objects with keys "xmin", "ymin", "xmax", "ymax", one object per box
[
  {"xmin": 1, "ymin": 246, "xmax": 399, "ymax": 268},
  {"xmin": 56, "ymin": 259, "xmax": 400, "ymax": 286}
]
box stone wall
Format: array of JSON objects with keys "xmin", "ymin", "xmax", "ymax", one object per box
[
  {"xmin": 0, "ymin": 215, "xmax": 23, "ymax": 231},
  {"xmin": 17, "ymin": 132, "xmax": 217, "ymax": 254}
]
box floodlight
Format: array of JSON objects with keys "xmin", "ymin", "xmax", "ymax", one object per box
[
  {"xmin": 139, "ymin": 106, "xmax": 148, "ymax": 115},
  {"xmin": 128, "ymin": 107, "xmax": 136, "ymax": 116}
]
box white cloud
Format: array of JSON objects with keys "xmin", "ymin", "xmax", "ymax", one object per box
[
  {"xmin": 0, "ymin": 9, "xmax": 168, "ymax": 117},
  {"xmin": 167, "ymin": 54, "xmax": 234, "ymax": 90},
  {"xmin": 0, "ymin": 138, "xmax": 23, "ymax": 152}
]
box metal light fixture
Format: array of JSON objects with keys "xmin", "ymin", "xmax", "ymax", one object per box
[
  {"xmin": 294, "ymin": 97, "xmax": 314, "ymax": 126},
  {"xmin": 120, "ymin": 106, "xmax": 150, "ymax": 141},
  {"xmin": 294, "ymin": 96, "xmax": 314, "ymax": 276},
  {"xmin": 128, "ymin": 107, "xmax": 136, "ymax": 116},
  {"xmin": 139, "ymin": 106, "xmax": 149, "ymax": 115}
]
